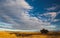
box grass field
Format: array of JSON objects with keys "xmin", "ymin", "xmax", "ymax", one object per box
[{"xmin": 0, "ymin": 31, "xmax": 60, "ymax": 38}]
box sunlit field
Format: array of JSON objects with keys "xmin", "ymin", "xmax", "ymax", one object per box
[{"xmin": 0, "ymin": 31, "xmax": 60, "ymax": 38}]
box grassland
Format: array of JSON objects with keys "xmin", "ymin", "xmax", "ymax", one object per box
[{"xmin": 0, "ymin": 31, "xmax": 60, "ymax": 38}]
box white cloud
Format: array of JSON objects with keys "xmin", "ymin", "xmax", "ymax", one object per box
[
  {"xmin": 0, "ymin": 0, "xmax": 56, "ymax": 30},
  {"xmin": 0, "ymin": 22, "xmax": 13, "ymax": 28},
  {"xmin": 41, "ymin": 25, "xmax": 56, "ymax": 31},
  {"xmin": 44, "ymin": 12, "xmax": 56, "ymax": 19},
  {"xmin": 39, "ymin": 12, "xmax": 57, "ymax": 22},
  {"xmin": 46, "ymin": 6, "xmax": 57, "ymax": 11},
  {"xmin": 53, "ymin": 19, "xmax": 60, "ymax": 22},
  {"xmin": 45, "ymin": 5, "xmax": 60, "ymax": 11}
]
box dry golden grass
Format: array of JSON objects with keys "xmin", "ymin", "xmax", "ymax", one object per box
[{"xmin": 0, "ymin": 31, "xmax": 60, "ymax": 38}]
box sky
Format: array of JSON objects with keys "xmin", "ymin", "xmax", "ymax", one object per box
[{"xmin": 0, "ymin": 0, "xmax": 60, "ymax": 31}]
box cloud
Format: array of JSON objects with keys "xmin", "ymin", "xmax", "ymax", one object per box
[
  {"xmin": 44, "ymin": 4, "xmax": 57, "ymax": 11},
  {"xmin": 39, "ymin": 12, "xmax": 57, "ymax": 22},
  {"xmin": 0, "ymin": 0, "xmax": 56, "ymax": 30},
  {"xmin": 46, "ymin": 6, "xmax": 57, "ymax": 11},
  {"xmin": 39, "ymin": 11, "xmax": 60, "ymax": 31},
  {"xmin": 0, "ymin": 0, "xmax": 33, "ymax": 29},
  {"xmin": 0, "ymin": 22, "xmax": 13, "ymax": 28},
  {"xmin": 44, "ymin": 4, "xmax": 60, "ymax": 23},
  {"xmin": 45, "ymin": 5, "xmax": 60, "ymax": 12}
]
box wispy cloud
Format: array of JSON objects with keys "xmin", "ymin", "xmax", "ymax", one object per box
[
  {"xmin": 46, "ymin": 6, "xmax": 57, "ymax": 11},
  {"xmin": 0, "ymin": 22, "xmax": 13, "ymax": 28},
  {"xmin": 39, "ymin": 12, "xmax": 57, "ymax": 22},
  {"xmin": 45, "ymin": 5, "xmax": 60, "ymax": 12}
]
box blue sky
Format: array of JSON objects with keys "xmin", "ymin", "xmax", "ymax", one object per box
[
  {"xmin": 0, "ymin": 0, "xmax": 60, "ymax": 31},
  {"xmin": 26, "ymin": 0, "xmax": 60, "ymax": 31}
]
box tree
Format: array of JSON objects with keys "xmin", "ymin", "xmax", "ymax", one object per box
[{"xmin": 40, "ymin": 29, "xmax": 49, "ymax": 34}]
